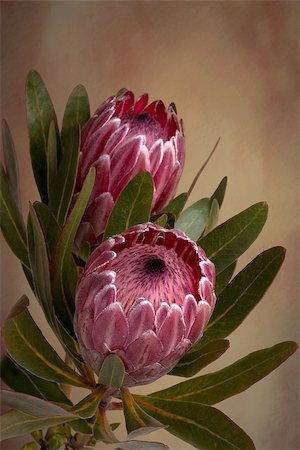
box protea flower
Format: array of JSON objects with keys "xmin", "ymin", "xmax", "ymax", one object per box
[
  {"xmin": 74, "ymin": 223, "xmax": 216, "ymax": 387},
  {"xmin": 75, "ymin": 91, "xmax": 185, "ymax": 246}
]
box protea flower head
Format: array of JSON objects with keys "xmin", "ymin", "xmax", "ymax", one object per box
[
  {"xmin": 74, "ymin": 223, "xmax": 216, "ymax": 387},
  {"xmin": 75, "ymin": 90, "xmax": 185, "ymax": 246}
]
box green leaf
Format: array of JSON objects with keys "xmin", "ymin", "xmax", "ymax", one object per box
[
  {"xmin": 99, "ymin": 355, "xmax": 125, "ymax": 388},
  {"xmin": 0, "ymin": 356, "xmax": 71, "ymax": 407},
  {"xmin": 215, "ymin": 262, "xmax": 237, "ymax": 296},
  {"xmin": 169, "ymin": 339, "xmax": 230, "ymax": 378},
  {"xmin": 1, "ymin": 390, "xmax": 72, "ymax": 418},
  {"xmin": 104, "ymin": 172, "xmax": 153, "ymax": 239},
  {"xmin": 69, "ymin": 419, "xmax": 92, "ymax": 434},
  {"xmin": 188, "ymin": 138, "xmax": 220, "ymax": 196},
  {"xmin": 211, "ymin": 176, "xmax": 227, "ymax": 208},
  {"xmin": 49, "ymin": 124, "xmax": 80, "ymax": 226},
  {"xmin": 32, "ymin": 202, "xmax": 61, "ymax": 258},
  {"xmin": 175, "ymin": 198, "xmax": 210, "ymax": 241},
  {"xmin": 150, "ymin": 342, "xmax": 298, "ymax": 405},
  {"xmin": 47, "ymin": 121, "xmax": 58, "ymax": 196},
  {"xmin": 2, "ymin": 119, "xmax": 21, "ymax": 210},
  {"xmin": 0, "ymin": 409, "xmax": 76, "ymax": 442},
  {"xmin": 2, "ymin": 296, "xmax": 91, "ymax": 388},
  {"xmin": 163, "ymin": 192, "xmax": 188, "ymax": 218},
  {"xmin": 121, "ymin": 387, "xmax": 165, "ymax": 439},
  {"xmin": 198, "ymin": 202, "xmax": 268, "ymax": 274},
  {"xmin": 203, "ymin": 198, "xmax": 219, "ymax": 235},
  {"xmin": 71, "ymin": 386, "xmax": 106, "ymax": 418},
  {"xmin": 116, "ymin": 88, "xmax": 127, "ymax": 98},
  {"xmin": 153, "ymin": 213, "xmax": 168, "ymax": 227},
  {"xmin": 50, "ymin": 167, "xmax": 95, "ymax": 333},
  {"xmin": 61, "ymin": 84, "xmax": 90, "ymax": 149},
  {"xmin": 93, "ymin": 408, "xmax": 119, "ymax": 444},
  {"xmin": 27, "ymin": 204, "xmax": 57, "ymax": 328},
  {"xmin": 26, "ymin": 70, "xmax": 60, "ymax": 203},
  {"xmin": 0, "ymin": 164, "xmax": 30, "ymax": 268},
  {"xmin": 199, "ymin": 247, "xmax": 286, "ymax": 346},
  {"xmin": 135, "ymin": 396, "xmax": 254, "ymax": 450}
]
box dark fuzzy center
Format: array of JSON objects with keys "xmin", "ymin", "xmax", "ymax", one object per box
[{"xmin": 144, "ymin": 257, "xmax": 166, "ymax": 275}]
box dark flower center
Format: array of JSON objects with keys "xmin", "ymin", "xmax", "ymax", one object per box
[
  {"xmin": 121, "ymin": 112, "xmax": 163, "ymax": 147},
  {"xmin": 144, "ymin": 257, "xmax": 166, "ymax": 275}
]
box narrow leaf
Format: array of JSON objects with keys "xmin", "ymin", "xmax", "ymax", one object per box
[
  {"xmin": 188, "ymin": 138, "xmax": 220, "ymax": 196},
  {"xmin": 49, "ymin": 124, "xmax": 80, "ymax": 226},
  {"xmin": 200, "ymin": 247, "xmax": 286, "ymax": 345},
  {"xmin": 121, "ymin": 387, "xmax": 165, "ymax": 438},
  {"xmin": 47, "ymin": 121, "xmax": 58, "ymax": 195},
  {"xmin": 0, "ymin": 409, "xmax": 76, "ymax": 441},
  {"xmin": 2, "ymin": 119, "xmax": 21, "ymax": 210},
  {"xmin": 135, "ymin": 396, "xmax": 254, "ymax": 450},
  {"xmin": 175, "ymin": 198, "xmax": 210, "ymax": 241},
  {"xmin": 163, "ymin": 192, "xmax": 188, "ymax": 218},
  {"xmin": 50, "ymin": 167, "xmax": 95, "ymax": 333},
  {"xmin": 0, "ymin": 356, "xmax": 71, "ymax": 407},
  {"xmin": 215, "ymin": 262, "xmax": 236, "ymax": 296},
  {"xmin": 203, "ymin": 198, "xmax": 219, "ymax": 235},
  {"xmin": 150, "ymin": 342, "xmax": 298, "ymax": 405},
  {"xmin": 1, "ymin": 390, "xmax": 73, "ymax": 418},
  {"xmin": 0, "ymin": 164, "xmax": 29, "ymax": 268},
  {"xmin": 32, "ymin": 202, "xmax": 61, "ymax": 258},
  {"xmin": 211, "ymin": 176, "xmax": 227, "ymax": 208},
  {"xmin": 169, "ymin": 339, "xmax": 230, "ymax": 377},
  {"xmin": 99, "ymin": 355, "xmax": 125, "ymax": 388},
  {"xmin": 117, "ymin": 441, "xmax": 169, "ymax": 450},
  {"xmin": 104, "ymin": 171, "xmax": 153, "ymax": 239},
  {"xmin": 198, "ymin": 202, "xmax": 268, "ymax": 274},
  {"xmin": 61, "ymin": 84, "xmax": 90, "ymax": 149},
  {"xmin": 26, "ymin": 70, "xmax": 60, "ymax": 203},
  {"xmin": 71, "ymin": 386, "xmax": 106, "ymax": 418},
  {"xmin": 2, "ymin": 296, "xmax": 91, "ymax": 388},
  {"xmin": 27, "ymin": 204, "xmax": 57, "ymax": 328}
]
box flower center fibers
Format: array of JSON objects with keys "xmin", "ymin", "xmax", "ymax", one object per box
[{"xmin": 106, "ymin": 244, "xmax": 198, "ymax": 312}]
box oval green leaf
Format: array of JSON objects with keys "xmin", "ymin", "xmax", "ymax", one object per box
[
  {"xmin": 2, "ymin": 119, "xmax": 21, "ymax": 210},
  {"xmin": 175, "ymin": 198, "xmax": 210, "ymax": 241},
  {"xmin": 104, "ymin": 172, "xmax": 153, "ymax": 240},
  {"xmin": 26, "ymin": 70, "xmax": 60, "ymax": 203},
  {"xmin": 2, "ymin": 296, "xmax": 91, "ymax": 388},
  {"xmin": 98, "ymin": 354, "xmax": 125, "ymax": 388},
  {"xmin": 135, "ymin": 396, "xmax": 254, "ymax": 450},
  {"xmin": 198, "ymin": 202, "xmax": 268, "ymax": 274},
  {"xmin": 150, "ymin": 341, "xmax": 298, "ymax": 405}
]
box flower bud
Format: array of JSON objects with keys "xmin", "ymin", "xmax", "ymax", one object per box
[
  {"xmin": 74, "ymin": 223, "xmax": 216, "ymax": 387},
  {"xmin": 75, "ymin": 91, "xmax": 185, "ymax": 246}
]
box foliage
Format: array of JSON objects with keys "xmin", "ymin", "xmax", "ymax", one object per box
[{"xmin": 0, "ymin": 71, "xmax": 298, "ymax": 450}]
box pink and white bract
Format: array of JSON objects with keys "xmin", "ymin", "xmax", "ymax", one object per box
[
  {"xmin": 75, "ymin": 91, "xmax": 185, "ymax": 246},
  {"xmin": 74, "ymin": 223, "xmax": 216, "ymax": 386}
]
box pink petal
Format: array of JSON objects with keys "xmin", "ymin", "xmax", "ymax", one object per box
[
  {"xmin": 92, "ymin": 302, "xmax": 129, "ymax": 353},
  {"xmin": 88, "ymin": 192, "xmax": 114, "ymax": 238},
  {"xmin": 199, "ymin": 277, "xmax": 215, "ymax": 307},
  {"xmin": 126, "ymin": 330, "xmax": 163, "ymax": 370},
  {"xmin": 86, "ymin": 250, "xmax": 116, "ymax": 275},
  {"xmin": 182, "ymin": 295, "xmax": 198, "ymax": 336},
  {"xmin": 188, "ymin": 300, "xmax": 212, "ymax": 343},
  {"xmin": 127, "ymin": 299, "xmax": 155, "ymax": 344},
  {"xmin": 200, "ymin": 261, "xmax": 216, "ymax": 285},
  {"xmin": 149, "ymin": 139, "xmax": 163, "ymax": 176},
  {"xmin": 114, "ymin": 91, "xmax": 134, "ymax": 116},
  {"xmin": 154, "ymin": 142, "xmax": 176, "ymax": 201},
  {"xmin": 104, "ymin": 124, "xmax": 129, "ymax": 156},
  {"xmin": 94, "ymin": 284, "xmax": 117, "ymax": 319},
  {"xmin": 155, "ymin": 302, "xmax": 170, "ymax": 332},
  {"xmin": 160, "ymin": 338, "xmax": 191, "ymax": 369},
  {"xmin": 76, "ymin": 271, "xmax": 114, "ymax": 311},
  {"xmin": 90, "ymin": 155, "xmax": 110, "ymax": 200},
  {"xmin": 157, "ymin": 304, "xmax": 185, "ymax": 356},
  {"xmin": 75, "ymin": 309, "xmax": 94, "ymax": 349}
]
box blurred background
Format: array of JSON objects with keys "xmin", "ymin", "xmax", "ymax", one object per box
[{"xmin": 1, "ymin": 2, "xmax": 299, "ymax": 449}]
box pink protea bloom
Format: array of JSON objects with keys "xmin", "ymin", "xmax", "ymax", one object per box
[
  {"xmin": 74, "ymin": 223, "xmax": 216, "ymax": 387},
  {"xmin": 75, "ymin": 91, "xmax": 185, "ymax": 246}
]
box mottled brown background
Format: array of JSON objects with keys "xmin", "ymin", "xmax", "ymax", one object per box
[{"xmin": 1, "ymin": 1, "xmax": 299, "ymax": 449}]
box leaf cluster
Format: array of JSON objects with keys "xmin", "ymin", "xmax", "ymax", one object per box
[{"xmin": 0, "ymin": 71, "xmax": 298, "ymax": 450}]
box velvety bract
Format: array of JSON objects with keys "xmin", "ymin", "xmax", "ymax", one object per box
[
  {"xmin": 75, "ymin": 91, "xmax": 185, "ymax": 246},
  {"xmin": 74, "ymin": 223, "xmax": 216, "ymax": 386}
]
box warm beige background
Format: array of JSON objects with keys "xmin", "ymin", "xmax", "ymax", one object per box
[{"xmin": 1, "ymin": 2, "xmax": 299, "ymax": 449}]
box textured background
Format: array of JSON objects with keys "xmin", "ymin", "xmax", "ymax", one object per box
[{"xmin": 1, "ymin": 2, "xmax": 299, "ymax": 449}]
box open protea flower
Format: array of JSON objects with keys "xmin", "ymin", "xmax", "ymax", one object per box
[
  {"xmin": 74, "ymin": 223, "xmax": 216, "ymax": 387},
  {"xmin": 75, "ymin": 91, "xmax": 185, "ymax": 246}
]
